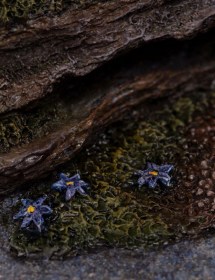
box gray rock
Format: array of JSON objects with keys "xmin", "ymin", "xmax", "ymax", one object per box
[{"xmin": 1, "ymin": 236, "xmax": 215, "ymax": 280}]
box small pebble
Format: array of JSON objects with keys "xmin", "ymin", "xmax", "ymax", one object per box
[
  {"xmin": 200, "ymin": 160, "xmax": 208, "ymax": 169},
  {"xmin": 198, "ymin": 180, "xmax": 206, "ymax": 187},
  {"xmin": 201, "ymin": 170, "xmax": 209, "ymax": 177},
  {"xmin": 188, "ymin": 174, "xmax": 195, "ymax": 181},
  {"xmin": 206, "ymin": 178, "xmax": 213, "ymax": 186},
  {"xmin": 207, "ymin": 191, "xmax": 215, "ymax": 197},
  {"xmin": 198, "ymin": 202, "xmax": 204, "ymax": 208},
  {"xmin": 196, "ymin": 188, "xmax": 204, "ymax": 195}
]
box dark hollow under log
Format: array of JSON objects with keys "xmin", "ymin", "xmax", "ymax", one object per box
[
  {"xmin": 0, "ymin": 32, "xmax": 215, "ymax": 194},
  {"xmin": 0, "ymin": 0, "xmax": 215, "ymax": 114}
]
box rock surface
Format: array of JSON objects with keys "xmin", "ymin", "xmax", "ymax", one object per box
[{"xmin": 1, "ymin": 235, "xmax": 215, "ymax": 279}]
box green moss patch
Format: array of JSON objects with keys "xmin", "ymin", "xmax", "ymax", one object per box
[
  {"xmin": 0, "ymin": 99, "xmax": 67, "ymax": 153},
  {"xmin": 0, "ymin": 0, "xmax": 108, "ymax": 24},
  {"xmin": 3, "ymin": 91, "xmax": 215, "ymax": 258}
]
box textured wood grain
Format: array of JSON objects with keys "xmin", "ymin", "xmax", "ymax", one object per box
[{"xmin": 0, "ymin": 0, "xmax": 215, "ymax": 113}]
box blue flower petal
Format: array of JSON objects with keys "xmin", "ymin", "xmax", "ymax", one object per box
[
  {"xmin": 138, "ymin": 177, "xmax": 147, "ymax": 187},
  {"xmin": 21, "ymin": 199, "xmax": 32, "ymax": 207},
  {"xmin": 79, "ymin": 180, "xmax": 88, "ymax": 187},
  {"xmin": 158, "ymin": 172, "xmax": 170, "ymax": 180},
  {"xmin": 159, "ymin": 164, "xmax": 173, "ymax": 173},
  {"xmin": 137, "ymin": 162, "xmax": 174, "ymax": 189},
  {"xmin": 21, "ymin": 216, "xmax": 32, "ymax": 229},
  {"xmin": 65, "ymin": 188, "xmax": 76, "ymax": 201},
  {"xmin": 39, "ymin": 205, "xmax": 52, "ymax": 215},
  {"xmin": 32, "ymin": 212, "xmax": 44, "ymax": 233},
  {"xmin": 146, "ymin": 162, "xmax": 158, "ymax": 170},
  {"xmin": 70, "ymin": 173, "xmax": 81, "ymax": 182},
  {"xmin": 159, "ymin": 174, "xmax": 171, "ymax": 186},
  {"xmin": 146, "ymin": 162, "xmax": 152, "ymax": 169},
  {"xmin": 34, "ymin": 195, "xmax": 47, "ymax": 207},
  {"xmin": 15, "ymin": 196, "xmax": 53, "ymax": 233},
  {"xmin": 13, "ymin": 208, "xmax": 27, "ymax": 220},
  {"xmin": 148, "ymin": 177, "xmax": 158, "ymax": 188},
  {"xmin": 77, "ymin": 186, "xmax": 87, "ymax": 195},
  {"xmin": 52, "ymin": 173, "xmax": 89, "ymax": 200},
  {"xmin": 51, "ymin": 180, "xmax": 67, "ymax": 191},
  {"xmin": 159, "ymin": 178, "xmax": 171, "ymax": 186}
]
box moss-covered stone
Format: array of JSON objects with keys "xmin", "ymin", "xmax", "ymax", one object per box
[{"xmin": 3, "ymin": 91, "xmax": 215, "ymax": 258}]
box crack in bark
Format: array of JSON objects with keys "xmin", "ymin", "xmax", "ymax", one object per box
[{"xmin": 0, "ymin": 33, "xmax": 215, "ymax": 194}]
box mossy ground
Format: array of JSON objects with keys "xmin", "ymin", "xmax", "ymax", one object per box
[
  {"xmin": 0, "ymin": 0, "xmax": 108, "ymax": 24},
  {"xmin": 1, "ymin": 91, "xmax": 214, "ymax": 258},
  {"xmin": 0, "ymin": 84, "xmax": 96, "ymax": 153},
  {"xmin": 0, "ymin": 101, "xmax": 67, "ymax": 153}
]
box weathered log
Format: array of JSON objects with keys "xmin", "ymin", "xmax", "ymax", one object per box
[
  {"xmin": 0, "ymin": 33, "xmax": 215, "ymax": 194},
  {"xmin": 0, "ymin": 0, "xmax": 215, "ymax": 114}
]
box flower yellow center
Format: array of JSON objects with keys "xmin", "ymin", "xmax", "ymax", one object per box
[
  {"xmin": 27, "ymin": 205, "xmax": 35, "ymax": 213},
  {"xmin": 149, "ymin": 170, "xmax": 158, "ymax": 176},
  {"xmin": 66, "ymin": 181, "xmax": 74, "ymax": 186}
]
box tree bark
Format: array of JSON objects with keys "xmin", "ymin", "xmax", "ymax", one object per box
[{"xmin": 0, "ymin": 0, "xmax": 215, "ymax": 113}]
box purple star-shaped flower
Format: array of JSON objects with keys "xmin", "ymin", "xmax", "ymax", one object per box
[
  {"xmin": 13, "ymin": 195, "xmax": 52, "ymax": 233},
  {"xmin": 51, "ymin": 173, "xmax": 88, "ymax": 201},
  {"xmin": 136, "ymin": 162, "xmax": 174, "ymax": 188}
]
